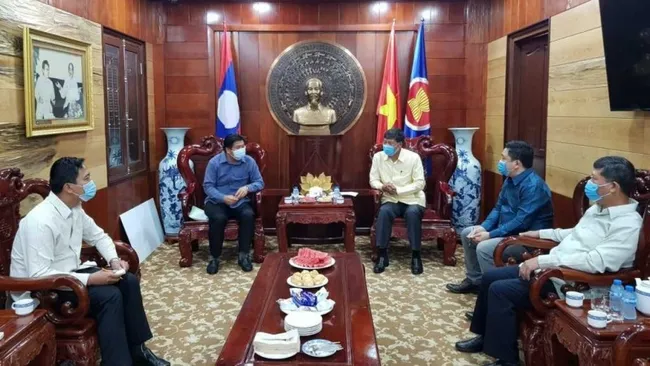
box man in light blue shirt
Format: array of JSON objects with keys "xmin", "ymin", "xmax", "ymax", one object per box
[{"xmin": 203, "ymin": 134, "xmax": 264, "ymax": 274}]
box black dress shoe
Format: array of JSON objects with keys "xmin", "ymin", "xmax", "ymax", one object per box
[
  {"xmin": 132, "ymin": 344, "xmax": 171, "ymax": 366},
  {"xmin": 238, "ymin": 253, "xmax": 253, "ymax": 272},
  {"xmin": 446, "ymin": 278, "xmax": 480, "ymax": 294},
  {"xmin": 411, "ymin": 256, "xmax": 423, "ymax": 275},
  {"xmin": 455, "ymin": 335, "xmax": 484, "ymax": 353},
  {"xmin": 206, "ymin": 259, "xmax": 219, "ymax": 274},
  {"xmin": 373, "ymin": 256, "xmax": 388, "ymax": 274},
  {"xmin": 483, "ymin": 360, "xmax": 519, "ymax": 366},
  {"xmin": 465, "ymin": 311, "xmax": 474, "ymax": 321}
]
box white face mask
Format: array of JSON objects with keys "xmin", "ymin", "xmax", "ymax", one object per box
[{"xmin": 231, "ymin": 147, "xmax": 246, "ymax": 161}]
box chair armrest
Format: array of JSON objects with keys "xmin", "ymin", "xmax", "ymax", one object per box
[
  {"xmin": 614, "ymin": 320, "xmax": 650, "ymax": 365},
  {"xmin": 255, "ymin": 191, "xmax": 263, "ymax": 217},
  {"xmin": 80, "ymin": 241, "xmax": 140, "ymax": 275},
  {"xmin": 0, "ymin": 274, "xmax": 89, "ymax": 324},
  {"xmin": 494, "ymin": 236, "xmax": 559, "ymax": 267},
  {"xmin": 178, "ymin": 188, "xmax": 193, "ymax": 220},
  {"xmin": 115, "ymin": 240, "xmax": 140, "ymax": 275},
  {"xmin": 370, "ymin": 189, "xmax": 382, "ymax": 215},
  {"xmin": 529, "ymin": 266, "xmax": 642, "ymax": 315},
  {"xmin": 438, "ymin": 181, "xmax": 454, "ymax": 219}
]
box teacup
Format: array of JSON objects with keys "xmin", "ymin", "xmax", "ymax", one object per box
[
  {"xmin": 587, "ymin": 310, "xmax": 609, "ymax": 328},
  {"xmin": 565, "ymin": 291, "xmax": 584, "ymax": 308},
  {"xmin": 11, "ymin": 298, "xmax": 36, "ymax": 316}
]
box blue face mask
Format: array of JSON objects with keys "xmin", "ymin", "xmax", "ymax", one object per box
[
  {"xmin": 497, "ymin": 160, "xmax": 510, "ymax": 176},
  {"xmin": 585, "ymin": 180, "xmax": 612, "ymax": 202},
  {"xmin": 78, "ymin": 180, "xmax": 96, "ymax": 202},
  {"xmin": 232, "ymin": 148, "xmax": 246, "ymax": 161},
  {"xmin": 383, "ymin": 144, "xmax": 396, "ymax": 157}
]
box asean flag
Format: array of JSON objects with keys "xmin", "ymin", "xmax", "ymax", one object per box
[
  {"xmin": 216, "ymin": 23, "xmax": 240, "ymax": 138},
  {"xmin": 404, "ymin": 21, "xmax": 430, "ymax": 138}
]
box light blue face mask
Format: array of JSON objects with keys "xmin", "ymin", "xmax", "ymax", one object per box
[
  {"xmin": 232, "ymin": 147, "xmax": 246, "ymax": 161},
  {"xmin": 78, "ymin": 180, "xmax": 96, "ymax": 202},
  {"xmin": 497, "ymin": 160, "xmax": 510, "ymax": 176},
  {"xmin": 383, "ymin": 144, "xmax": 397, "ymax": 157},
  {"xmin": 584, "ymin": 180, "xmax": 612, "ymax": 202}
]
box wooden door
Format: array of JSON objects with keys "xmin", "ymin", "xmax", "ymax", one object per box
[
  {"xmin": 505, "ymin": 21, "xmax": 549, "ymax": 178},
  {"xmin": 103, "ymin": 31, "xmax": 148, "ymax": 184}
]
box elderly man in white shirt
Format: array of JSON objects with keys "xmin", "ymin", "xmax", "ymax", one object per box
[
  {"xmin": 369, "ymin": 128, "xmax": 426, "ymax": 275},
  {"xmin": 455, "ymin": 156, "xmax": 642, "ymax": 366},
  {"xmin": 10, "ymin": 157, "xmax": 169, "ymax": 366}
]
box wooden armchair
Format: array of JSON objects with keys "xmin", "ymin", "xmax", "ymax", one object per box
[
  {"xmin": 492, "ymin": 170, "xmax": 650, "ymax": 366},
  {"xmin": 0, "ymin": 168, "xmax": 140, "ymax": 365},
  {"xmin": 177, "ymin": 136, "xmax": 266, "ymax": 267},
  {"xmin": 614, "ymin": 319, "xmax": 650, "ymax": 366},
  {"xmin": 368, "ymin": 135, "xmax": 458, "ymax": 266}
]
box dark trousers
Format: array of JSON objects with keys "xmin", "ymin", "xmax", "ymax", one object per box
[
  {"xmin": 204, "ymin": 201, "xmax": 255, "ymax": 258},
  {"xmin": 58, "ymin": 267, "xmax": 153, "ymax": 366},
  {"xmin": 376, "ymin": 202, "xmax": 425, "ymax": 250},
  {"xmin": 469, "ymin": 266, "xmax": 556, "ymax": 363}
]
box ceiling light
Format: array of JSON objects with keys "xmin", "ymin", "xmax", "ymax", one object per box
[
  {"xmin": 253, "ymin": 2, "xmax": 271, "ymax": 13},
  {"xmin": 206, "ymin": 11, "xmax": 220, "ymax": 24},
  {"xmin": 373, "ymin": 2, "xmax": 388, "ymax": 13}
]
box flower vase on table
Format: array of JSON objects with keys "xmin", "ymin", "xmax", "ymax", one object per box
[
  {"xmin": 448, "ymin": 127, "xmax": 482, "ymax": 233},
  {"xmin": 159, "ymin": 127, "xmax": 193, "ymax": 237}
]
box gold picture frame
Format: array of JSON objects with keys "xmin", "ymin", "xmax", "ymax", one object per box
[{"xmin": 23, "ymin": 27, "xmax": 94, "ymax": 137}]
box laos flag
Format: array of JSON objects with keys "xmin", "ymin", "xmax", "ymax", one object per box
[
  {"xmin": 404, "ymin": 21, "xmax": 431, "ymax": 175},
  {"xmin": 216, "ymin": 23, "xmax": 240, "ymax": 138}
]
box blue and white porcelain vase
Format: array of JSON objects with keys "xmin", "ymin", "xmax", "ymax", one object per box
[
  {"xmin": 159, "ymin": 127, "xmax": 190, "ymax": 237},
  {"xmin": 448, "ymin": 127, "xmax": 482, "ymax": 233}
]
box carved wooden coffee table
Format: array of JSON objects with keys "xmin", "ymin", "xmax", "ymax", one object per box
[
  {"xmin": 0, "ymin": 310, "xmax": 56, "ymax": 365},
  {"xmin": 544, "ymin": 300, "xmax": 650, "ymax": 365},
  {"xmin": 216, "ymin": 252, "xmax": 380, "ymax": 365},
  {"xmin": 276, "ymin": 199, "xmax": 356, "ymax": 252}
]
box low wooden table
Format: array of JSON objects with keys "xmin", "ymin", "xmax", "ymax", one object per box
[
  {"xmin": 216, "ymin": 252, "xmax": 380, "ymax": 365},
  {"xmin": 276, "ymin": 199, "xmax": 356, "ymax": 252},
  {"xmin": 0, "ymin": 310, "xmax": 56, "ymax": 366},
  {"xmin": 544, "ymin": 300, "xmax": 650, "ymax": 365}
]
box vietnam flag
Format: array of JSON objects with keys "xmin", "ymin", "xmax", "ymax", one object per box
[{"xmin": 376, "ymin": 21, "xmax": 401, "ymax": 144}]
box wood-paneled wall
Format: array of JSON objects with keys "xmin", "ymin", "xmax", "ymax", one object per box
[
  {"xmin": 0, "ymin": 0, "xmax": 165, "ymax": 238},
  {"xmin": 482, "ymin": 0, "xmax": 650, "ymax": 227},
  {"xmin": 162, "ymin": 1, "xmax": 473, "ymax": 229},
  {"xmin": 545, "ymin": 0, "xmax": 650, "ymax": 197},
  {"xmin": 487, "ymin": 0, "xmax": 591, "ymax": 42}
]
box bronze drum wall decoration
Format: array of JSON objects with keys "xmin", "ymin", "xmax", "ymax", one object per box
[{"xmin": 266, "ymin": 41, "xmax": 367, "ymax": 136}]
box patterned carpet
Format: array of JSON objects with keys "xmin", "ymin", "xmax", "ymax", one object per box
[{"xmin": 138, "ymin": 237, "xmax": 494, "ymax": 366}]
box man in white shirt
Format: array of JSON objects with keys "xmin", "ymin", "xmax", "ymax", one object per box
[
  {"xmin": 10, "ymin": 157, "xmax": 169, "ymax": 366},
  {"xmin": 369, "ymin": 128, "xmax": 426, "ymax": 275},
  {"xmin": 455, "ymin": 156, "xmax": 642, "ymax": 366}
]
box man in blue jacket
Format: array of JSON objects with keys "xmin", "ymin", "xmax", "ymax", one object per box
[
  {"xmin": 446, "ymin": 141, "xmax": 554, "ymax": 298},
  {"xmin": 203, "ymin": 134, "xmax": 264, "ymax": 274}
]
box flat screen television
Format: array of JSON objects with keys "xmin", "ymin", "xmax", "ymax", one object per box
[{"xmin": 599, "ymin": 0, "xmax": 650, "ymax": 111}]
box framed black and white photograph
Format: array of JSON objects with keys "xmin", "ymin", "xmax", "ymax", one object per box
[{"xmin": 23, "ymin": 27, "xmax": 94, "ymax": 137}]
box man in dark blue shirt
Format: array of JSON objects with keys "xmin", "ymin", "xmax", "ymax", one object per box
[
  {"xmin": 203, "ymin": 134, "xmax": 264, "ymax": 274},
  {"xmin": 446, "ymin": 141, "xmax": 553, "ymax": 297}
]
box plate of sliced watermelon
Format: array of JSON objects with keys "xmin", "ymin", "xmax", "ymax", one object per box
[{"xmin": 289, "ymin": 248, "xmax": 335, "ymax": 270}]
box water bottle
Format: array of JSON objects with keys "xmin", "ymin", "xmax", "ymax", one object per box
[
  {"xmin": 609, "ymin": 279, "xmax": 625, "ymax": 320},
  {"xmin": 333, "ymin": 185, "xmax": 341, "ymax": 203},
  {"xmin": 291, "ymin": 186, "xmax": 299, "ymax": 204},
  {"xmin": 622, "ymin": 285, "xmax": 638, "ymax": 320}
]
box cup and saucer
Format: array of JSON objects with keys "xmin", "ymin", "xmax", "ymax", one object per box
[{"xmin": 11, "ymin": 298, "xmax": 40, "ymax": 316}]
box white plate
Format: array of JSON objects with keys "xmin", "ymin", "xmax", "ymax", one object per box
[
  {"xmin": 287, "ymin": 276, "xmax": 328, "ymax": 289},
  {"xmin": 289, "ymin": 257, "xmax": 335, "ymax": 270},
  {"xmin": 254, "ymin": 349, "xmax": 299, "ymax": 360},
  {"xmin": 302, "ymin": 339, "xmax": 340, "ymax": 358},
  {"xmin": 279, "ymin": 304, "xmax": 334, "ymax": 316}
]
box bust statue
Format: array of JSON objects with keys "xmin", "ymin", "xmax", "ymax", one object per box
[{"xmin": 292, "ymin": 78, "xmax": 337, "ymax": 135}]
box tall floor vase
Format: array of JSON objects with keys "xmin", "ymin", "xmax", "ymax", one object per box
[
  {"xmin": 448, "ymin": 127, "xmax": 482, "ymax": 233},
  {"xmin": 159, "ymin": 127, "xmax": 190, "ymax": 237}
]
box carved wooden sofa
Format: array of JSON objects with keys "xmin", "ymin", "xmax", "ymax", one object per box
[
  {"xmin": 493, "ymin": 170, "xmax": 650, "ymax": 366},
  {"xmin": 0, "ymin": 168, "xmax": 140, "ymax": 365},
  {"xmin": 368, "ymin": 135, "xmax": 458, "ymax": 266},
  {"xmin": 177, "ymin": 136, "xmax": 266, "ymax": 267},
  {"xmin": 614, "ymin": 319, "xmax": 650, "ymax": 366}
]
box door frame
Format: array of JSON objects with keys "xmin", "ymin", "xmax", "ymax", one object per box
[{"xmin": 504, "ymin": 20, "xmax": 550, "ymax": 177}]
